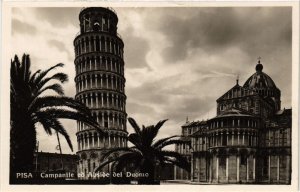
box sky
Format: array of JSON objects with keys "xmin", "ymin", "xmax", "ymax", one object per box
[{"xmin": 11, "ymin": 6, "xmax": 292, "ymax": 154}]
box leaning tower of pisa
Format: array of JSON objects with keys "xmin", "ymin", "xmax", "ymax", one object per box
[{"xmin": 73, "ymin": 7, "xmax": 127, "ymax": 179}]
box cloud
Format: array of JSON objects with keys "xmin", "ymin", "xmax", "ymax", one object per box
[
  {"xmin": 127, "ymin": 101, "xmax": 157, "ymax": 116},
  {"xmin": 162, "ymin": 96, "xmax": 216, "ymax": 122},
  {"xmin": 126, "ymin": 72, "xmax": 217, "ymax": 124},
  {"xmin": 144, "ymin": 7, "xmax": 292, "ymax": 64},
  {"xmin": 32, "ymin": 7, "xmax": 81, "ymax": 28},
  {"xmin": 12, "ymin": 18, "xmax": 37, "ymax": 35},
  {"xmin": 48, "ymin": 39, "xmax": 73, "ymax": 61},
  {"xmin": 123, "ymin": 28, "xmax": 150, "ymax": 69},
  {"xmin": 144, "ymin": 8, "xmax": 240, "ymax": 63}
]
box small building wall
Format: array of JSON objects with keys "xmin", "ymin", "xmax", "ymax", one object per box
[{"xmin": 33, "ymin": 152, "xmax": 77, "ymax": 175}]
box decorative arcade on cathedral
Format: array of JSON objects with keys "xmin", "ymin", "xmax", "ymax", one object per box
[{"xmin": 73, "ymin": 7, "xmax": 127, "ymax": 179}]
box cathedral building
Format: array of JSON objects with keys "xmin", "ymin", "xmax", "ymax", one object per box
[
  {"xmin": 73, "ymin": 7, "xmax": 127, "ymax": 179},
  {"xmin": 175, "ymin": 60, "xmax": 291, "ymax": 184}
]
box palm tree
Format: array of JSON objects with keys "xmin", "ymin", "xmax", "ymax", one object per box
[
  {"xmin": 95, "ymin": 117, "xmax": 190, "ymax": 184},
  {"xmin": 10, "ymin": 54, "xmax": 103, "ymax": 181}
]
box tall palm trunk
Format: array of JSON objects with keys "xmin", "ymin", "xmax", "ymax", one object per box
[
  {"xmin": 139, "ymin": 160, "xmax": 156, "ymax": 184},
  {"xmin": 10, "ymin": 105, "xmax": 36, "ymax": 181}
]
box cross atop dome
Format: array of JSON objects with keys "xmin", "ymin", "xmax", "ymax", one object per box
[
  {"xmin": 256, "ymin": 56, "xmax": 263, "ymax": 72},
  {"xmin": 257, "ymin": 56, "xmax": 261, "ymax": 64},
  {"xmin": 236, "ymin": 74, "xmax": 239, "ymax": 85}
]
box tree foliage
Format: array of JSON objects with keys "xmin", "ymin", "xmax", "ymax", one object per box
[
  {"xmin": 10, "ymin": 54, "xmax": 103, "ymax": 181},
  {"xmin": 95, "ymin": 117, "xmax": 190, "ymax": 184}
]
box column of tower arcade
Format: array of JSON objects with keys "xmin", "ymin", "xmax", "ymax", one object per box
[
  {"xmin": 76, "ymin": 131, "xmax": 127, "ymax": 151},
  {"xmin": 74, "ymin": 35, "xmax": 123, "ymax": 58},
  {"xmin": 75, "ymin": 73, "xmax": 125, "ymax": 92},
  {"xmin": 76, "ymin": 111, "xmax": 126, "ymax": 131},
  {"xmin": 75, "ymin": 92, "xmax": 125, "ymax": 110}
]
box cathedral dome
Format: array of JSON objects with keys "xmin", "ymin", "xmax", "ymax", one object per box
[{"xmin": 243, "ymin": 61, "xmax": 277, "ymax": 89}]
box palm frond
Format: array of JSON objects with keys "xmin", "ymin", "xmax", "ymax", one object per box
[
  {"xmin": 152, "ymin": 135, "xmax": 180, "ymax": 148},
  {"xmin": 159, "ymin": 150, "xmax": 185, "ymax": 158},
  {"xmin": 36, "ymin": 72, "xmax": 68, "ymax": 91},
  {"xmin": 158, "ymin": 150, "xmax": 191, "ymax": 171},
  {"xmin": 37, "ymin": 117, "xmax": 73, "ymax": 151},
  {"xmin": 36, "ymin": 117, "xmax": 53, "ymax": 135},
  {"xmin": 155, "ymin": 139, "xmax": 187, "ymax": 150},
  {"xmin": 161, "ymin": 157, "xmax": 190, "ymax": 171},
  {"xmin": 50, "ymin": 120, "xmax": 73, "ymax": 152},
  {"xmin": 140, "ymin": 125, "xmax": 156, "ymax": 146},
  {"xmin": 12, "ymin": 55, "xmax": 21, "ymax": 82},
  {"xmin": 28, "ymin": 96, "xmax": 90, "ymax": 114},
  {"xmin": 32, "ymin": 63, "xmax": 64, "ymax": 85},
  {"xmin": 114, "ymin": 153, "xmax": 143, "ymax": 172},
  {"xmin": 14, "ymin": 55, "xmax": 21, "ymax": 69},
  {"xmin": 29, "ymin": 69, "xmax": 41, "ymax": 84},
  {"xmin": 36, "ymin": 83, "xmax": 64, "ymax": 97},
  {"xmin": 32, "ymin": 108, "xmax": 103, "ymax": 134},
  {"xmin": 142, "ymin": 119, "xmax": 168, "ymax": 146},
  {"xmin": 23, "ymin": 55, "xmax": 31, "ymax": 82},
  {"xmin": 128, "ymin": 117, "xmax": 141, "ymax": 135},
  {"xmin": 101, "ymin": 147, "xmax": 139, "ymax": 161},
  {"xmin": 128, "ymin": 133, "xmax": 143, "ymax": 149},
  {"xmin": 155, "ymin": 119, "xmax": 168, "ymax": 130},
  {"xmin": 94, "ymin": 156, "xmax": 121, "ymax": 172},
  {"xmin": 20, "ymin": 54, "xmax": 27, "ymax": 81},
  {"xmin": 152, "ymin": 119, "xmax": 168, "ymax": 139}
]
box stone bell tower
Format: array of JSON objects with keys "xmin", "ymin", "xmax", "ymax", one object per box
[{"xmin": 74, "ymin": 7, "xmax": 127, "ymax": 179}]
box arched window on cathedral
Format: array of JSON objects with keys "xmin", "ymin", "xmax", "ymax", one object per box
[
  {"xmin": 87, "ymin": 159, "xmax": 91, "ymax": 172},
  {"xmin": 220, "ymin": 156, "xmax": 226, "ymax": 167},
  {"xmin": 262, "ymin": 156, "xmax": 268, "ymax": 177},
  {"xmin": 222, "ymin": 134, "xmax": 227, "ymax": 146},
  {"xmin": 241, "ymin": 154, "xmax": 247, "ymax": 165}
]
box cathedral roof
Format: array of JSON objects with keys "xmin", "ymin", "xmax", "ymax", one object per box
[
  {"xmin": 243, "ymin": 61, "xmax": 278, "ymax": 90},
  {"xmin": 178, "ymin": 136, "xmax": 191, "ymax": 142},
  {"xmin": 216, "ymin": 83, "xmax": 242, "ymax": 101},
  {"xmin": 212, "ymin": 108, "xmax": 257, "ymax": 119},
  {"xmin": 182, "ymin": 120, "xmax": 207, "ymax": 127}
]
